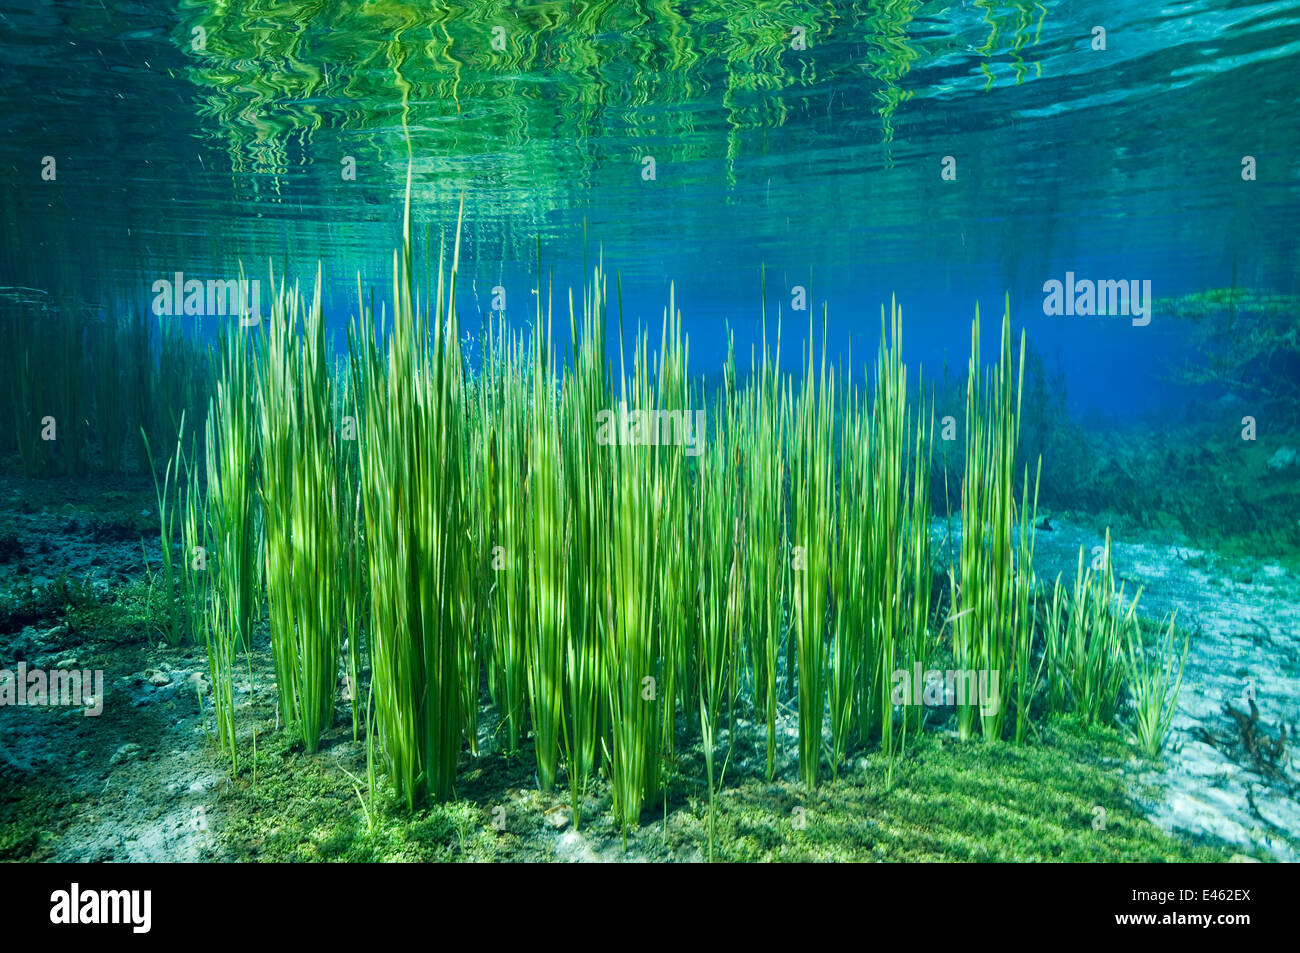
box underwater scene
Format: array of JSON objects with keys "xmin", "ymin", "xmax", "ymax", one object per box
[{"xmin": 0, "ymin": 0, "xmax": 1297, "ymax": 873}]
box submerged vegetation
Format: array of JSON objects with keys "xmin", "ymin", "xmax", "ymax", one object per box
[
  {"xmin": 0, "ymin": 304, "xmax": 205, "ymax": 478},
  {"xmin": 207, "ymin": 718, "xmax": 1226, "ymax": 863},
  {"xmin": 0, "ymin": 197, "xmax": 1204, "ymax": 848},
  {"xmin": 1161, "ymin": 287, "xmax": 1300, "ymax": 423},
  {"xmin": 2, "ymin": 197, "xmax": 1234, "ymax": 850},
  {"xmin": 108, "ymin": 193, "xmax": 1183, "ymax": 843}
]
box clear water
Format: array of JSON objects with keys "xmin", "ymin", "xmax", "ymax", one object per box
[{"xmin": 2, "ymin": 0, "xmax": 1298, "ymax": 417}]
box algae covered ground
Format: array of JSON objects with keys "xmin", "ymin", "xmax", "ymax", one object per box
[{"xmin": 0, "ymin": 472, "xmax": 1281, "ymax": 863}]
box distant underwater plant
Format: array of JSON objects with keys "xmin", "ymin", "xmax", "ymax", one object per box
[
  {"xmin": 1160, "ymin": 287, "xmax": 1300, "ymax": 421},
  {"xmin": 0, "ymin": 304, "xmax": 205, "ymax": 478}
]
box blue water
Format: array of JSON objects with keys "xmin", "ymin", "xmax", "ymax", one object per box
[{"xmin": 2, "ymin": 0, "xmax": 1297, "ymax": 420}]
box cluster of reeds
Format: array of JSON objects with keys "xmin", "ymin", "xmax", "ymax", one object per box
[
  {"xmin": 351, "ymin": 190, "xmax": 474, "ymax": 806},
  {"xmin": 258, "ymin": 269, "xmax": 342, "ymax": 754},
  {"xmin": 201, "ymin": 327, "xmax": 260, "ymax": 769},
  {"xmin": 180, "ymin": 222, "xmax": 989, "ymax": 820},
  {"xmin": 140, "ymin": 415, "xmax": 187, "ymax": 647},
  {"xmin": 836, "ymin": 303, "xmax": 934, "ymax": 774},
  {"xmin": 170, "ymin": 202, "xmax": 1189, "ymax": 840},
  {"xmin": 1122, "ymin": 611, "xmax": 1189, "ymax": 756},
  {"xmin": 1045, "ymin": 530, "xmax": 1189, "ymax": 754},
  {"xmin": 951, "ymin": 300, "xmax": 1041, "ymax": 743},
  {"xmin": 1044, "ymin": 532, "xmax": 1132, "ymax": 726}
]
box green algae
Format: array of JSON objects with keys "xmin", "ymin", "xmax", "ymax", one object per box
[{"xmin": 212, "ymin": 717, "xmax": 1241, "ymax": 863}]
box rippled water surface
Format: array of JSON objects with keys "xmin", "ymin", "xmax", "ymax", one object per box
[{"xmin": 2, "ymin": 0, "xmax": 1298, "ymax": 413}]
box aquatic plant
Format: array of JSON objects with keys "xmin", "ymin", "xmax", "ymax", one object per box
[
  {"xmin": 791, "ymin": 311, "xmax": 834, "ymax": 788},
  {"xmin": 461, "ymin": 369, "xmax": 490, "ymax": 762},
  {"xmin": 605, "ymin": 324, "xmax": 667, "ymax": 830},
  {"xmin": 0, "ymin": 293, "xmax": 208, "ymax": 479},
  {"xmin": 140, "ymin": 414, "xmax": 186, "ymax": 646},
  {"xmin": 1123, "ymin": 612, "xmax": 1189, "ymax": 757},
  {"xmin": 337, "ymin": 366, "xmax": 368, "ymax": 742},
  {"xmin": 952, "ymin": 298, "xmax": 1041, "ymax": 742},
  {"xmin": 1159, "ymin": 287, "xmax": 1300, "ymax": 422},
  {"xmin": 1044, "ymin": 531, "xmax": 1133, "ymax": 727},
  {"xmin": 481, "ymin": 321, "xmax": 530, "ymax": 755},
  {"xmin": 0, "ymin": 305, "xmax": 86, "ymax": 476},
  {"xmin": 351, "ymin": 186, "xmax": 470, "ymax": 807},
  {"xmin": 202, "ymin": 328, "xmax": 260, "ymax": 769},
  {"xmin": 258, "ymin": 269, "xmax": 342, "ymax": 754},
  {"xmin": 695, "ymin": 374, "xmax": 740, "ymax": 860},
  {"xmin": 829, "ymin": 373, "xmax": 866, "ymax": 775},
  {"xmin": 179, "ymin": 438, "xmax": 208, "ymax": 649},
  {"xmin": 204, "ymin": 326, "xmax": 260, "ymax": 653},
  {"xmin": 92, "ymin": 317, "xmax": 128, "ymax": 474},
  {"xmin": 1010, "ymin": 459, "xmax": 1042, "ymax": 745},
  {"xmin": 738, "ymin": 290, "xmax": 789, "ymax": 781},
  {"xmin": 524, "ymin": 289, "xmax": 567, "ymax": 797},
  {"xmin": 170, "ymin": 191, "xmax": 1194, "ymax": 841},
  {"xmin": 558, "ymin": 268, "xmax": 612, "ymax": 825},
  {"xmin": 653, "ymin": 293, "xmax": 691, "ymax": 777},
  {"xmin": 863, "ymin": 302, "xmax": 934, "ymax": 761}
]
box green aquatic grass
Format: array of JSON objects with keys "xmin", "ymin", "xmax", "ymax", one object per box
[
  {"xmin": 1011, "ymin": 458, "xmax": 1043, "ymax": 744},
  {"xmin": 351, "ymin": 185, "xmax": 470, "ymax": 807},
  {"xmin": 653, "ymin": 290, "xmax": 692, "ymax": 773},
  {"xmin": 863, "ymin": 300, "xmax": 934, "ymax": 765},
  {"xmin": 140, "ymin": 413, "xmax": 186, "ymax": 646},
  {"xmin": 482, "ymin": 320, "xmax": 530, "ymax": 755},
  {"xmin": 861, "ymin": 311, "xmax": 905, "ymax": 761},
  {"xmin": 695, "ymin": 368, "xmax": 740, "ymax": 859},
  {"xmin": 179, "ymin": 201, "xmax": 1183, "ymax": 841},
  {"xmin": 791, "ymin": 310, "xmax": 834, "ymax": 789},
  {"xmin": 828, "ymin": 300, "xmax": 935, "ymax": 779},
  {"xmin": 1123, "ymin": 612, "xmax": 1190, "ymax": 756},
  {"xmin": 1045, "ymin": 531, "xmax": 1133, "ymax": 728},
  {"xmin": 179, "ymin": 440, "xmax": 208, "ymax": 648},
  {"xmin": 92, "ymin": 317, "xmax": 127, "ymax": 474},
  {"xmin": 525, "ymin": 282, "xmax": 567, "ymax": 796},
  {"xmin": 558, "ymin": 265, "xmax": 612, "ymax": 826},
  {"xmin": 739, "ymin": 286, "xmax": 789, "ymax": 781},
  {"xmin": 666, "ymin": 722, "xmax": 1234, "ymax": 863},
  {"xmin": 605, "ymin": 323, "xmax": 665, "ymax": 830},
  {"xmin": 209, "ymin": 718, "xmax": 1234, "ymax": 864},
  {"xmin": 258, "ymin": 269, "xmax": 342, "ymax": 753},
  {"xmin": 204, "ymin": 326, "xmax": 259, "ymax": 660},
  {"xmin": 203, "ymin": 327, "xmax": 260, "ymax": 769},
  {"xmin": 0, "ymin": 292, "xmax": 206, "ymax": 479},
  {"xmin": 337, "ymin": 364, "xmax": 367, "ymax": 742},
  {"xmin": 0, "ymin": 306, "xmax": 86, "ymax": 476},
  {"xmin": 953, "ymin": 298, "xmax": 1040, "ymax": 742},
  {"xmin": 829, "ymin": 374, "xmax": 865, "ymax": 775}
]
